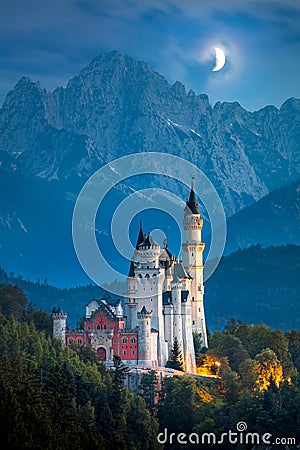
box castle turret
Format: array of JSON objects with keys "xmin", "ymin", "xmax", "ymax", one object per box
[
  {"xmin": 125, "ymin": 221, "xmax": 145, "ymax": 329},
  {"xmin": 137, "ymin": 306, "xmax": 152, "ymax": 366},
  {"xmin": 52, "ymin": 307, "xmax": 67, "ymax": 346},
  {"xmin": 171, "ymin": 273, "xmax": 183, "ymax": 355},
  {"xmin": 182, "ymin": 181, "xmax": 208, "ymax": 348}
]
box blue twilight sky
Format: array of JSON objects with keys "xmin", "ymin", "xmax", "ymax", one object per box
[{"xmin": 0, "ymin": 0, "xmax": 300, "ymax": 111}]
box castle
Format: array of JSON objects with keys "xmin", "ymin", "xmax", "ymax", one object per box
[{"xmin": 52, "ymin": 183, "xmax": 207, "ymax": 373}]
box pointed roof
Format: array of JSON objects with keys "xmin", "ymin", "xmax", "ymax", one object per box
[
  {"xmin": 139, "ymin": 232, "xmax": 159, "ymax": 248},
  {"xmin": 173, "ymin": 262, "xmax": 190, "ymax": 279},
  {"xmin": 136, "ymin": 220, "xmax": 145, "ymax": 249},
  {"xmin": 171, "ymin": 272, "xmax": 181, "ymax": 284},
  {"xmin": 128, "ymin": 260, "xmax": 135, "ymax": 277},
  {"xmin": 128, "ymin": 221, "xmax": 144, "ymax": 277},
  {"xmin": 186, "ymin": 179, "xmax": 200, "ymax": 214}
]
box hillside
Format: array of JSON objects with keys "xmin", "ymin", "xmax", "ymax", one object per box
[
  {"xmin": 0, "ymin": 267, "xmax": 118, "ymax": 329},
  {"xmin": 223, "ymin": 179, "xmax": 300, "ymax": 254},
  {"xmin": 205, "ymin": 244, "xmax": 300, "ymax": 331}
]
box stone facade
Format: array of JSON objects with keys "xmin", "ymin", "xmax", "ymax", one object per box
[{"xmin": 52, "ymin": 184, "xmax": 207, "ymax": 374}]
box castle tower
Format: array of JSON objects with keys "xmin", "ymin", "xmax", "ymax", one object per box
[
  {"xmin": 125, "ymin": 221, "xmax": 145, "ymax": 329},
  {"xmin": 52, "ymin": 308, "xmax": 67, "ymax": 346},
  {"xmin": 182, "ymin": 181, "xmax": 208, "ymax": 348},
  {"xmin": 133, "ymin": 232, "xmax": 167, "ymax": 366},
  {"xmin": 171, "ymin": 273, "xmax": 183, "ymax": 354},
  {"xmin": 164, "ymin": 300, "xmax": 174, "ymax": 358},
  {"xmin": 137, "ymin": 306, "xmax": 152, "ymax": 366}
]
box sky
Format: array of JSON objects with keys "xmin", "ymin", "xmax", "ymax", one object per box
[{"xmin": 0, "ymin": 0, "xmax": 300, "ymax": 111}]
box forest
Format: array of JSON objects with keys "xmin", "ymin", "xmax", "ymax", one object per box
[{"xmin": 0, "ymin": 283, "xmax": 300, "ymax": 449}]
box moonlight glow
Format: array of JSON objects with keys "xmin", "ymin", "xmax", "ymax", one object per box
[{"xmin": 212, "ymin": 47, "xmax": 226, "ymax": 72}]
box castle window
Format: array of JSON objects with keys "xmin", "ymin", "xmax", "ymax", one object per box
[
  {"xmin": 192, "ymin": 253, "xmax": 194, "ymax": 256},
  {"xmin": 123, "ymin": 350, "xmax": 127, "ymax": 356},
  {"xmin": 145, "ymin": 273, "xmax": 150, "ymax": 278},
  {"xmin": 104, "ymin": 324, "xmax": 107, "ymax": 330},
  {"xmin": 198, "ymin": 308, "xmax": 201, "ymax": 312},
  {"xmin": 132, "ymin": 350, "xmax": 135, "ymax": 356},
  {"xmin": 114, "ymin": 325, "xmax": 116, "ymax": 330},
  {"xmin": 192, "ymin": 320, "xmax": 195, "ymax": 325},
  {"xmin": 153, "ymin": 273, "xmax": 156, "ymax": 277},
  {"xmin": 114, "ymin": 339, "xmax": 117, "ymax": 344},
  {"xmin": 97, "ymin": 324, "xmax": 101, "ymax": 330},
  {"xmin": 192, "ymin": 297, "xmax": 195, "ymax": 302},
  {"xmin": 131, "ymin": 337, "xmax": 136, "ymax": 344},
  {"xmin": 122, "ymin": 337, "xmax": 128, "ymax": 344},
  {"xmin": 138, "ymin": 274, "xmax": 142, "ymax": 278},
  {"xmin": 68, "ymin": 337, "xmax": 74, "ymax": 344},
  {"xmin": 77, "ymin": 338, "xmax": 82, "ymax": 345}
]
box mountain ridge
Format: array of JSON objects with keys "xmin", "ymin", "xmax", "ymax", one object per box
[
  {"xmin": 1, "ymin": 51, "xmax": 299, "ymax": 216},
  {"xmin": 0, "ymin": 51, "xmax": 299, "ymax": 284}
]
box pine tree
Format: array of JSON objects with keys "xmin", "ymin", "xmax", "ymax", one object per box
[
  {"xmin": 166, "ymin": 337, "xmax": 184, "ymax": 371},
  {"xmin": 139, "ymin": 369, "xmax": 158, "ymax": 414}
]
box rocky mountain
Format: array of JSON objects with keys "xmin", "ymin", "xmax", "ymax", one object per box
[
  {"xmin": 0, "ymin": 51, "xmax": 299, "ymax": 285},
  {"xmin": 1, "ymin": 51, "xmax": 299, "ymax": 216}
]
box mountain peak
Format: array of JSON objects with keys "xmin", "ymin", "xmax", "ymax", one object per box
[{"xmin": 280, "ymin": 97, "xmax": 300, "ymax": 113}]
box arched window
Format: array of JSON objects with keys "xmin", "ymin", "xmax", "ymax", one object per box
[
  {"xmin": 138, "ymin": 274, "xmax": 142, "ymax": 278},
  {"xmin": 123, "ymin": 350, "xmax": 127, "ymax": 356},
  {"xmin": 77, "ymin": 338, "xmax": 82, "ymax": 345},
  {"xmin": 97, "ymin": 324, "xmax": 101, "ymax": 330},
  {"xmin": 68, "ymin": 337, "xmax": 74, "ymax": 344},
  {"xmin": 145, "ymin": 273, "xmax": 150, "ymax": 278},
  {"xmin": 130, "ymin": 337, "xmax": 136, "ymax": 344},
  {"xmin": 122, "ymin": 337, "xmax": 128, "ymax": 344}
]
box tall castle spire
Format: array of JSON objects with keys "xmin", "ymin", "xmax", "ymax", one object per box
[
  {"xmin": 182, "ymin": 178, "xmax": 207, "ymax": 348},
  {"xmin": 128, "ymin": 221, "xmax": 145, "ymax": 277},
  {"xmin": 135, "ymin": 220, "xmax": 145, "ymax": 249},
  {"xmin": 186, "ymin": 179, "xmax": 200, "ymax": 214}
]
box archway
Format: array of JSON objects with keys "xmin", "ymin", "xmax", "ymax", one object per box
[{"xmin": 97, "ymin": 347, "xmax": 106, "ymax": 360}]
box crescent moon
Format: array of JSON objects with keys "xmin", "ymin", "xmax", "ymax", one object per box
[{"xmin": 212, "ymin": 47, "xmax": 226, "ymax": 72}]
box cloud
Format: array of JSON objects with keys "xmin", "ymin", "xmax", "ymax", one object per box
[{"xmin": 0, "ymin": 0, "xmax": 299, "ymax": 110}]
